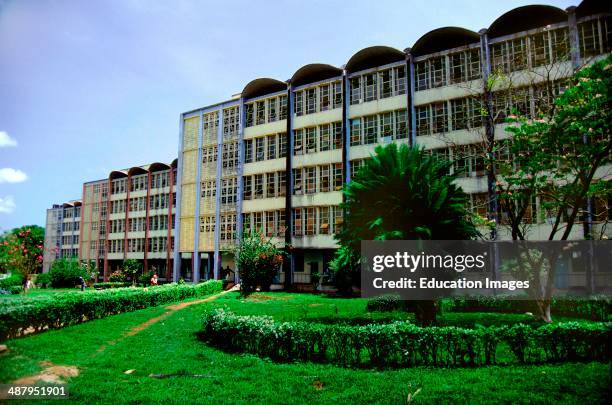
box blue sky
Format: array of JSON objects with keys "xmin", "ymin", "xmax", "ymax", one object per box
[{"xmin": 0, "ymin": 0, "xmax": 575, "ymax": 231}]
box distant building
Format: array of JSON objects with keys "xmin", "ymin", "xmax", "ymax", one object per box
[{"xmin": 42, "ymin": 201, "xmax": 81, "ymax": 273}]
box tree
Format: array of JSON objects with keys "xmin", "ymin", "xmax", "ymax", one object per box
[
  {"xmin": 0, "ymin": 226, "xmax": 45, "ymax": 286},
  {"xmin": 234, "ymin": 230, "xmax": 284, "ymax": 296},
  {"xmin": 336, "ymin": 143, "xmax": 480, "ymax": 325},
  {"xmin": 496, "ymin": 55, "xmax": 611, "ymax": 322},
  {"xmin": 122, "ymin": 259, "xmax": 143, "ymax": 286}
]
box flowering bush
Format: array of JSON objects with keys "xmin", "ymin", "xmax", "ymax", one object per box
[
  {"xmin": 109, "ymin": 270, "xmax": 126, "ymax": 282},
  {"xmin": 233, "ymin": 230, "xmax": 284, "ymax": 296},
  {"xmin": 0, "ymin": 226, "xmax": 44, "ymax": 281}
]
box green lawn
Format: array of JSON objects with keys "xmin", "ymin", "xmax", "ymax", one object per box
[{"xmin": 0, "ymin": 292, "xmax": 609, "ymax": 404}]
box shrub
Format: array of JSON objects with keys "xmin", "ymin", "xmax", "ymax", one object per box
[
  {"xmin": 35, "ymin": 273, "xmax": 52, "ymax": 288},
  {"xmin": 201, "ymin": 309, "xmax": 611, "ymax": 368},
  {"xmin": 109, "ymin": 270, "xmax": 126, "ymax": 282},
  {"xmin": 0, "ymin": 274, "xmax": 23, "ymax": 289},
  {"xmin": 328, "ymin": 246, "xmax": 360, "ymax": 296},
  {"xmin": 0, "ymin": 280, "xmax": 222, "ymax": 341},
  {"xmin": 93, "ymin": 282, "xmax": 131, "ymax": 289},
  {"xmin": 366, "ymin": 294, "xmax": 403, "ymax": 312},
  {"xmin": 49, "ymin": 259, "xmax": 89, "ymax": 288},
  {"xmin": 234, "ymin": 230, "xmax": 284, "ymax": 296},
  {"xmin": 8, "ymin": 285, "xmax": 22, "ymax": 294}
]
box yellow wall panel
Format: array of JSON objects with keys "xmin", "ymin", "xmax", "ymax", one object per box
[
  {"xmin": 180, "ymin": 183, "xmax": 196, "ymax": 217},
  {"xmin": 180, "ymin": 217, "xmax": 194, "ymax": 252},
  {"xmin": 181, "ymin": 150, "xmax": 197, "ymax": 184},
  {"xmin": 183, "ymin": 116, "xmax": 199, "ymax": 150}
]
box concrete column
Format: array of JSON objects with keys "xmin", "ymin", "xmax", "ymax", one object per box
[
  {"xmin": 213, "ymin": 108, "xmax": 224, "ymax": 281},
  {"xmin": 172, "ymin": 115, "xmax": 185, "ymax": 282}
]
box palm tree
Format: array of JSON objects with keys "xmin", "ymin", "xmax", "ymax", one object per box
[{"xmin": 337, "ymin": 143, "xmax": 479, "ymax": 325}]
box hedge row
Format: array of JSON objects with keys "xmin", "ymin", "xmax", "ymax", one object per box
[
  {"xmin": 201, "ymin": 309, "xmax": 611, "ymax": 368},
  {"xmin": 93, "ymin": 282, "xmax": 132, "ymax": 289},
  {"xmin": 0, "ymin": 280, "xmax": 222, "ymax": 341},
  {"xmin": 366, "ymin": 295, "xmax": 611, "ymax": 321}
]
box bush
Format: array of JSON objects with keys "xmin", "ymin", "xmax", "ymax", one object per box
[
  {"xmin": 366, "ymin": 294, "xmax": 403, "ymax": 312},
  {"xmin": 328, "ymin": 246, "xmax": 360, "ymax": 296},
  {"xmin": 8, "ymin": 285, "xmax": 22, "ymax": 295},
  {"xmin": 108, "ymin": 270, "xmax": 126, "ymax": 282},
  {"xmin": 93, "ymin": 282, "xmax": 131, "ymax": 289},
  {"xmin": 0, "ymin": 274, "xmax": 23, "ymax": 290},
  {"xmin": 49, "ymin": 259, "xmax": 89, "ymax": 288},
  {"xmin": 0, "ymin": 280, "xmax": 222, "ymax": 341},
  {"xmin": 234, "ymin": 230, "xmax": 284, "ymax": 296},
  {"xmin": 201, "ymin": 309, "xmax": 611, "ymax": 368},
  {"xmin": 35, "ymin": 273, "xmax": 51, "ymax": 288}
]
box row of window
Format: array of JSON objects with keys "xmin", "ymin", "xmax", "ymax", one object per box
[
  {"xmin": 295, "ymin": 81, "xmax": 343, "ymax": 116},
  {"xmin": 292, "ymin": 206, "xmax": 343, "ymax": 236},
  {"xmin": 61, "ymin": 235, "xmax": 79, "ymax": 245},
  {"xmin": 110, "ymin": 193, "xmax": 175, "ymax": 214},
  {"xmin": 109, "ymin": 214, "xmax": 175, "ymax": 234},
  {"xmin": 244, "ymin": 133, "xmax": 287, "ymax": 163},
  {"xmin": 245, "ymin": 95, "xmax": 288, "ymax": 127},
  {"xmin": 61, "ymin": 222, "xmax": 80, "ymax": 232},
  {"xmin": 293, "ymin": 164, "xmax": 344, "ymax": 195},
  {"xmin": 243, "ymin": 171, "xmax": 286, "ymax": 200},
  {"xmin": 294, "ymin": 123, "xmax": 342, "ymax": 155},
  {"xmin": 349, "ymin": 66, "xmax": 407, "ymax": 105},
  {"xmin": 59, "ymin": 248, "xmax": 78, "ymax": 259},
  {"xmin": 200, "ymin": 214, "xmax": 238, "ymax": 242},
  {"xmin": 59, "ymin": 207, "xmax": 80, "ymax": 219},
  {"xmin": 349, "ymin": 110, "xmax": 408, "ymax": 146}
]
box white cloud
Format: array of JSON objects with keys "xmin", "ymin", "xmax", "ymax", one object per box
[
  {"xmin": 0, "ymin": 196, "xmax": 16, "ymax": 214},
  {"xmin": 0, "ymin": 131, "xmax": 17, "ymax": 147},
  {"xmin": 0, "ymin": 168, "xmax": 28, "ymax": 183}
]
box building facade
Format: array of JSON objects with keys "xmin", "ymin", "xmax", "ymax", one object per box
[
  {"xmin": 42, "ymin": 201, "xmax": 81, "ymax": 273},
  {"xmin": 174, "ymin": 1, "xmax": 611, "ymax": 286}
]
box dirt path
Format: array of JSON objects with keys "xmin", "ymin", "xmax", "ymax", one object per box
[{"xmin": 11, "ymin": 287, "xmax": 237, "ymax": 385}]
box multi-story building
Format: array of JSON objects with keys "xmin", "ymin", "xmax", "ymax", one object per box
[
  {"xmin": 43, "ymin": 161, "xmax": 177, "ymax": 281},
  {"xmin": 174, "ymin": 0, "xmax": 611, "ymax": 286},
  {"xmin": 42, "ymin": 201, "xmax": 81, "ymax": 272}
]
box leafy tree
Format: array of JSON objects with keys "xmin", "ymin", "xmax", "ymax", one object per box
[
  {"xmin": 0, "ymin": 226, "xmax": 45, "ymax": 284},
  {"xmin": 336, "ymin": 144, "xmax": 479, "ymax": 324},
  {"xmin": 234, "ymin": 230, "xmax": 284, "ymax": 296},
  {"xmin": 122, "ymin": 259, "xmax": 143, "ymax": 286},
  {"xmin": 497, "ymin": 54, "xmax": 611, "ymax": 322},
  {"xmin": 49, "ymin": 258, "xmax": 92, "ymax": 288}
]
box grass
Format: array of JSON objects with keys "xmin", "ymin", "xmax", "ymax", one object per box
[{"xmin": 0, "ymin": 291, "xmax": 609, "ymax": 404}]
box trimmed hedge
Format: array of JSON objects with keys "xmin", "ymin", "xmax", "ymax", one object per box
[
  {"xmin": 0, "ymin": 274, "xmax": 23, "ymax": 290},
  {"xmin": 0, "ymin": 280, "xmax": 222, "ymax": 341},
  {"xmin": 367, "ymin": 295, "xmax": 611, "ymax": 321},
  {"xmin": 93, "ymin": 282, "xmax": 132, "ymax": 289},
  {"xmin": 201, "ymin": 309, "xmax": 611, "ymax": 368}
]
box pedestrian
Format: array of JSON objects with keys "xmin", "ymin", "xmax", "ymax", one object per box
[
  {"xmin": 79, "ymin": 276, "xmax": 86, "ymax": 291},
  {"xmin": 150, "ymin": 273, "xmax": 158, "ymax": 286}
]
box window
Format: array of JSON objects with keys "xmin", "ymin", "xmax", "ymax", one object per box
[
  {"xmin": 202, "ymin": 146, "xmax": 218, "ymax": 165},
  {"xmin": 306, "ymin": 127, "xmax": 317, "ymax": 153},
  {"xmin": 279, "ymin": 95, "xmax": 288, "ymax": 120},
  {"xmin": 293, "ymin": 209, "xmax": 303, "ymax": 236},
  {"xmin": 295, "ymin": 91, "xmax": 304, "ymax": 116},
  {"xmin": 256, "ymin": 101, "xmax": 265, "ymax": 125},
  {"xmin": 305, "ymin": 167, "xmax": 316, "ymax": 194},
  {"xmin": 278, "ymin": 171, "xmax": 286, "ymax": 197},
  {"xmin": 254, "ymin": 174, "xmax": 263, "ymax": 199},
  {"xmin": 363, "ymin": 115, "xmax": 377, "ymax": 144},
  {"xmin": 222, "ymin": 142, "xmax": 238, "ymax": 169},
  {"xmin": 305, "ymin": 207, "xmax": 316, "ymax": 235},
  {"xmin": 279, "ymin": 133, "xmax": 287, "ymax": 157},
  {"xmin": 350, "ymin": 77, "xmax": 361, "ymax": 104},
  {"xmin": 551, "ymin": 27, "xmax": 570, "ymax": 61},
  {"xmin": 363, "ymin": 73, "xmax": 377, "ymax": 102},
  {"xmin": 255, "ymin": 137, "xmax": 265, "ymax": 162},
  {"xmin": 277, "ymin": 210, "xmax": 286, "ymax": 236},
  {"xmin": 320, "ymin": 165, "xmax": 330, "ymax": 192},
  {"xmin": 266, "ymin": 211, "xmax": 275, "ymax": 237},
  {"xmin": 333, "ymin": 206, "xmax": 343, "ymax": 234},
  {"xmin": 451, "ymin": 97, "xmax": 482, "ymax": 130},
  {"xmin": 320, "ymin": 84, "xmax": 330, "ymax": 111},
  {"xmin": 416, "ymin": 105, "xmax": 429, "ymax": 136},
  {"xmin": 221, "ymin": 178, "xmax": 236, "ymax": 205},
  {"xmin": 579, "ymin": 20, "xmax": 601, "ymax": 58},
  {"xmin": 266, "ymin": 172, "xmax": 276, "ymax": 198},
  {"xmin": 395, "ymin": 110, "xmax": 408, "ymax": 139},
  {"xmin": 320, "ymin": 124, "xmax": 330, "ymax": 151},
  {"xmin": 415, "ymin": 61, "xmax": 428, "ymax": 91},
  {"xmin": 294, "ymin": 129, "xmax": 303, "ymax": 155},
  {"xmin": 267, "ymin": 135, "xmax": 277, "ymax": 160},
  {"xmin": 319, "ymin": 206, "xmax": 330, "ymax": 234},
  {"xmin": 431, "ymin": 103, "xmax": 448, "ymax": 134},
  {"xmin": 381, "ymin": 112, "xmax": 393, "ymax": 139},
  {"xmin": 267, "ymin": 98, "xmax": 277, "ymax": 122},
  {"xmin": 333, "ymin": 122, "xmax": 342, "ymax": 149},
  {"xmin": 350, "ymin": 118, "xmax": 361, "ymax": 146},
  {"xmin": 293, "ymin": 168, "xmax": 302, "ymax": 195},
  {"xmin": 530, "ymin": 32, "xmax": 550, "ymax": 68},
  {"xmin": 450, "ymin": 49, "xmax": 480, "ymax": 84},
  {"xmin": 431, "ymin": 56, "xmax": 446, "ymax": 88},
  {"xmin": 306, "ymin": 88, "xmax": 316, "ymax": 114},
  {"xmin": 333, "ymin": 163, "xmax": 343, "ymax": 190},
  {"xmin": 394, "ymin": 65, "xmax": 407, "ymax": 95},
  {"xmin": 244, "ymin": 140, "xmax": 253, "ymax": 163},
  {"xmin": 332, "ymin": 81, "xmax": 343, "ymax": 108},
  {"xmin": 245, "ymin": 103, "xmax": 254, "ymax": 127},
  {"xmin": 254, "ymin": 212, "xmax": 263, "ymax": 234},
  {"xmin": 201, "ymin": 180, "xmax": 216, "ymax": 199},
  {"xmin": 223, "ymin": 107, "xmax": 239, "ymax": 138}
]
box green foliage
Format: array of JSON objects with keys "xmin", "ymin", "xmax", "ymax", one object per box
[
  {"xmin": 35, "ymin": 273, "xmax": 51, "ymax": 288},
  {"xmin": 366, "ymin": 294, "xmax": 404, "ymax": 312},
  {"xmin": 0, "ymin": 280, "xmax": 222, "ymax": 341},
  {"xmin": 49, "ymin": 258, "xmax": 90, "ymax": 288},
  {"xmin": 93, "ymin": 282, "xmax": 132, "ymax": 289},
  {"xmin": 0, "ymin": 225, "xmax": 45, "ymax": 278},
  {"xmin": 201, "ymin": 308, "xmax": 611, "ymax": 368},
  {"xmin": 327, "ymin": 245, "xmax": 360, "ymax": 296},
  {"xmin": 0, "ymin": 273, "xmax": 23, "ymax": 289},
  {"xmin": 8, "ymin": 285, "xmax": 22, "ymax": 295},
  {"xmin": 233, "ymin": 230, "xmax": 284, "ymax": 296},
  {"xmin": 122, "ymin": 259, "xmax": 143, "ymax": 285},
  {"xmin": 109, "ymin": 270, "xmax": 126, "ymax": 282}
]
